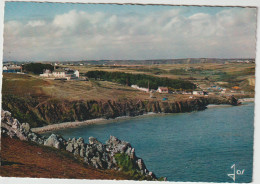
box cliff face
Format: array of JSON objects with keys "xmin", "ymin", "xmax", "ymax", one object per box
[
  {"xmin": 35, "ymin": 98, "xmax": 208, "ymax": 122},
  {"xmin": 2, "ymin": 95, "xmax": 239, "ymax": 128}
]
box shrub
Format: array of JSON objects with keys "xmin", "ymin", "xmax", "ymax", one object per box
[
  {"xmin": 22, "ymin": 63, "xmax": 54, "ymax": 74},
  {"xmin": 85, "ymin": 71, "xmax": 196, "ymax": 90}
]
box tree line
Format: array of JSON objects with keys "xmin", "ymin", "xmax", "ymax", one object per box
[
  {"xmin": 22, "ymin": 63, "xmax": 54, "ymax": 74},
  {"xmin": 85, "ymin": 71, "xmax": 196, "ymax": 90}
]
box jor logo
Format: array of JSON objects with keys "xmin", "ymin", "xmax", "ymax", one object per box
[{"xmin": 227, "ymin": 164, "xmax": 245, "ymax": 182}]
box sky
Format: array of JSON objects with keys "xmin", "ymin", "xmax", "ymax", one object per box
[{"xmin": 3, "ymin": 2, "xmax": 258, "ymax": 61}]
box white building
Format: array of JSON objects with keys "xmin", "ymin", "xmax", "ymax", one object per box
[
  {"xmin": 40, "ymin": 68, "xmax": 80, "ymax": 80},
  {"xmin": 3, "ymin": 65, "xmax": 22, "ymax": 73},
  {"xmin": 52, "ymin": 69, "xmax": 66, "ymax": 78},
  {"xmin": 193, "ymin": 91, "xmax": 204, "ymax": 95},
  {"xmin": 74, "ymin": 70, "xmax": 80, "ymax": 78},
  {"xmin": 40, "ymin": 69, "xmax": 53, "ymax": 77},
  {"xmin": 157, "ymin": 87, "xmax": 169, "ymax": 93}
]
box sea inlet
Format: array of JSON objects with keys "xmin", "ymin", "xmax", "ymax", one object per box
[{"xmin": 44, "ymin": 102, "xmax": 254, "ymax": 182}]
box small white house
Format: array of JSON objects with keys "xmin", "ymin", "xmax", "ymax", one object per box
[
  {"xmin": 40, "ymin": 69, "xmax": 52, "ymax": 77},
  {"xmin": 74, "ymin": 70, "xmax": 80, "ymax": 78},
  {"xmin": 193, "ymin": 91, "xmax": 204, "ymax": 95},
  {"xmin": 158, "ymin": 87, "xmax": 169, "ymax": 94}
]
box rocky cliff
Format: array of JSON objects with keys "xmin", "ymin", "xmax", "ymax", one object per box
[
  {"xmin": 1, "ymin": 110, "xmax": 163, "ymax": 181},
  {"xmin": 2, "ymin": 95, "xmax": 240, "ymax": 128}
]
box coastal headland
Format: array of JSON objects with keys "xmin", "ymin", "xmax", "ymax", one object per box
[
  {"xmin": 2, "ymin": 62, "xmax": 254, "ymax": 130},
  {"xmin": 29, "ymin": 95, "xmax": 242, "ymax": 133}
]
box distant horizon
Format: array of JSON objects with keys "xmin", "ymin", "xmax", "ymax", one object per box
[
  {"xmin": 3, "ymin": 57, "xmax": 255, "ymax": 63},
  {"xmin": 3, "ymin": 2, "xmax": 257, "ymax": 61}
]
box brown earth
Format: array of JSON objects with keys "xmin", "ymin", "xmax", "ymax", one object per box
[{"xmin": 0, "ymin": 136, "xmax": 128, "ymax": 180}]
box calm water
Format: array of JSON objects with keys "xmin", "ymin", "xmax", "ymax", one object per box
[{"xmin": 45, "ymin": 102, "xmax": 254, "ymax": 183}]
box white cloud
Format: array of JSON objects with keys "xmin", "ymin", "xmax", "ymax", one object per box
[
  {"xmin": 27, "ymin": 20, "xmax": 46, "ymax": 27},
  {"xmin": 3, "ymin": 7, "xmax": 257, "ymax": 61}
]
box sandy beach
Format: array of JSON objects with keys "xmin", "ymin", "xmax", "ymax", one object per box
[
  {"xmin": 206, "ymin": 104, "xmax": 233, "ymax": 108},
  {"xmin": 31, "ymin": 112, "xmax": 158, "ymax": 134},
  {"xmin": 31, "ymin": 118, "xmax": 110, "ymax": 134},
  {"xmin": 238, "ymin": 98, "xmax": 255, "ymax": 102}
]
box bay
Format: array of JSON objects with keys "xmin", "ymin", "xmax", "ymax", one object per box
[{"xmin": 45, "ymin": 102, "xmax": 254, "ymax": 183}]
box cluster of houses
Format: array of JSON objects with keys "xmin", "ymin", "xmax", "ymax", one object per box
[
  {"xmin": 131, "ymin": 85, "xmax": 170, "ymax": 94},
  {"xmin": 3, "ymin": 65, "xmax": 22, "ymax": 73},
  {"xmin": 131, "ymin": 85, "xmax": 208, "ymax": 96},
  {"xmin": 234, "ymin": 60, "xmax": 251, "ymax": 63},
  {"xmin": 40, "ymin": 68, "xmax": 80, "ymax": 80},
  {"xmin": 206, "ymin": 85, "xmax": 228, "ymax": 94}
]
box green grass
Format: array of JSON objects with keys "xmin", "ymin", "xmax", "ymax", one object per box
[{"xmin": 114, "ymin": 153, "xmax": 149, "ymax": 180}]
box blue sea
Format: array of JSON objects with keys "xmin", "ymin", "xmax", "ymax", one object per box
[{"xmin": 45, "ymin": 102, "xmax": 254, "ymax": 183}]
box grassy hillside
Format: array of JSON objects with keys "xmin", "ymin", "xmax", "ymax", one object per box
[
  {"xmin": 71, "ymin": 63, "xmax": 255, "ymax": 92},
  {"xmin": 0, "ymin": 136, "xmax": 130, "ymax": 179},
  {"xmin": 2, "ymin": 73, "xmax": 149, "ymax": 101}
]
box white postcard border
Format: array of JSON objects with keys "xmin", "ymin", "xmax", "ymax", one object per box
[{"xmin": 0, "ymin": 1, "xmax": 259, "ymax": 184}]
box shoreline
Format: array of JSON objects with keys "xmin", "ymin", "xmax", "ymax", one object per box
[
  {"xmin": 31, "ymin": 112, "xmax": 159, "ymax": 134},
  {"xmin": 31, "ymin": 118, "xmax": 107, "ymax": 134},
  {"xmin": 32, "ymin": 99, "xmax": 254, "ymax": 134},
  {"xmin": 238, "ymin": 98, "xmax": 255, "ymax": 102},
  {"xmin": 206, "ymin": 104, "xmax": 233, "ymax": 108}
]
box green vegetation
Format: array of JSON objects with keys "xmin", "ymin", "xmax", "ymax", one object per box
[
  {"xmin": 169, "ymin": 69, "xmax": 189, "ymax": 75},
  {"xmin": 115, "ymin": 153, "xmax": 136, "ymax": 172},
  {"xmin": 85, "ymin": 71, "xmax": 196, "ymax": 90},
  {"xmin": 215, "ymin": 72, "xmax": 254, "ymax": 92},
  {"xmin": 217, "ymin": 67, "xmax": 255, "ymax": 81},
  {"xmin": 91, "ymin": 103, "xmax": 100, "ymax": 113},
  {"xmin": 2, "ymin": 73, "xmax": 48, "ymax": 98},
  {"xmin": 169, "ymin": 68, "xmax": 227, "ymax": 76},
  {"xmin": 134, "ymin": 67, "xmax": 163, "ymax": 75},
  {"xmin": 114, "ymin": 153, "xmax": 148, "ymax": 180},
  {"xmin": 22, "ymin": 63, "xmax": 54, "ymax": 74},
  {"xmin": 2, "ymin": 95, "xmax": 46, "ymax": 127}
]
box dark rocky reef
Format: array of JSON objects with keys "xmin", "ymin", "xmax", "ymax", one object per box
[{"xmin": 1, "ymin": 110, "xmax": 164, "ymax": 181}]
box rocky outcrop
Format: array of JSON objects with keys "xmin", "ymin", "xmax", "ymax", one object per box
[
  {"xmin": 1, "ymin": 110, "xmax": 45, "ymax": 144},
  {"xmin": 1, "ymin": 110, "xmax": 162, "ymax": 181},
  {"xmin": 44, "ymin": 134, "xmax": 66, "ymax": 149},
  {"xmin": 207, "ymin": 95, "xmax": 241, "ymax": 106}
]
